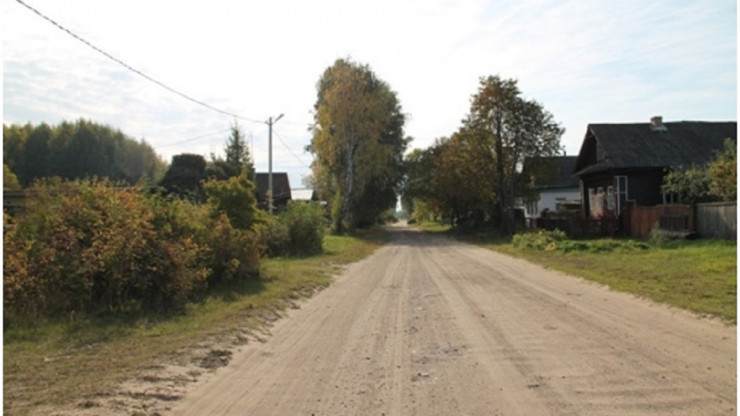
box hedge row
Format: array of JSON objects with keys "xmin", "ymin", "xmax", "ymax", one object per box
[{"xmin": 3, "ymin": 179, "xmax": 261, "ymax": 322}]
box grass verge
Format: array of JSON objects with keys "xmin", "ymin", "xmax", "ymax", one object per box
[
  {"xmin": 3, "ymin": 229, "xmax": 387, "ymax": 415},
  {"xmin": 452, "ymin": 227, "xmax": 736, "ymax": 324}
]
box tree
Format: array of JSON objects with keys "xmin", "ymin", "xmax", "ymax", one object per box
[
  {"xmin": 662, "ymin": 137, "xmax": 736, "ymax": 202},
  {"xmin": 707, "ymin": 138, "xmax": 736, "ymax": 201},
  {"xmin": 208, "ymin": 122, "xmax": 255, "ymax": 180},
  {"xmin": 203, "ymin": 172, "xmax": 261, "ymax": 230},
  {"xmin": 308, "ymin": 58, "xmax": 408, "ymax": 233},
  {"xmin": 464, "ymin": 76, "xmax": 563, "ymax": 233},
  {"xmin": 3, "ymin": 120, "xmax": 165, "ymax": 186},
  {"xmin": 4, "ymin": 164, "xmax": 22, "ymax": 190},
  {"xmin": 159, "ymin": 153, "xmax": 207, "ymax": 201}
]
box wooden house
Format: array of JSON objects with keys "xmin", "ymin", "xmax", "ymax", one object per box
[
  {"xmin": 572, "ymin": 117, "xmax": 736, "ymax": 219},
  {"xmin": 255, "ymin": 172, "xmax": 292, "ymax": 211},
  {"xmin": 520, "ymin": 155, "xmax": 580, "ymax": 220}
]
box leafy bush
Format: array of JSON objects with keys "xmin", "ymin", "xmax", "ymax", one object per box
[
  {"xmin": 259, "ymin": 202, "xmax": 325, "ymax": 257},
  {"xmin": 512, "ymin": 229, "xmax": 567, "ymax": 250},
  {"xmin": 3, "ymin": 179, "xmax": 263, "ymax": 324},
  {"xmin": 198, "ymin": 214, "xmax": 261, "ymax": 283},
  {"xmin": 3, "ymin": 179, "xmax": 208, "ymax": 320},
  {"xmin": 203, "ymin": 173, "xmax": 263, "ymax": 230},
  {"xmin": 512, "ymin": 229, "xmax": 649, "ymax": 253}
]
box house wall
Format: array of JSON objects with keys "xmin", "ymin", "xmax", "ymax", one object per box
[
  {"xmin": 580, "ymin": 175, "xmax": 615, "ymax": 218},
  {"xmin": 626, "ymin": 171, "xmax": 664, "ymax": 206},
  {"xmin": 526, "ymin": 187, "xmax": 580, "ymax": 218},
  {"xmin": 580, "ymin": 169, "xmax": 665, "ymax": 218}
]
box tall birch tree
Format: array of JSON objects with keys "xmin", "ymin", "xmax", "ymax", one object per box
[{"xmin": 309, "ymin": 58, "xmax": 407, "ymax": 233}]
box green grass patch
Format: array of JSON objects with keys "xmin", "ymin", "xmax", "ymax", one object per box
[
  {"xmin": 4, "ymin": 229, "xmax": 387, "ymax": 414},
  {"xmin": 472, "ymin": 230, "xmax": 737, "ymax": 324},
  {"xmin": 415, "ymin": 220, "xmax": 453, "ymax": 234}
]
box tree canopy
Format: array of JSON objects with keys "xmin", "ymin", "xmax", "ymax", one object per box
[
  {"xmin": 3, "ymin": 119, "xmax": 166, "ymax": 187},
  {"xmin": 207, "ymin": 122, "xmax": 255, "ymax": 180},
  {"xmin": 308, "ymin": 58, "xmax": 409, "ymax": 232},
  {"xmin": 403, "ymin": 75, "xmax": 563, "ymax": 232},
  {"xmin": 662, "ymin": 137, "xmax": 737, "ymax": 202}
]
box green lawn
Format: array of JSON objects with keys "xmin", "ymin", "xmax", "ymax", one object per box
[{"xmin": 464, "ymin": 228, "xmax": 737, "ymax": 323}]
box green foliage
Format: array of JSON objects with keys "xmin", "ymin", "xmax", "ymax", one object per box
[
  {"xmin": 662, "ymin": 138, "xmax": 737, "ymax": 202},
  {"xmin": 207, "ymin": 122, "xmax": 255, "ymax": 180},
  {"xmin": 309, "ymin": 58, "xmax": 408, "ymax": 233},
  {"xmin": 707, "ymin": 138, "xmax": 736, "ymax": 201},
  {"xmin": 402, "ymin": 76, "xmax": 563, "ymax": 231},
  {"xmin": 3, "ymin": 179, "xmax": 263, "ymax": 324},
  {"xmin": 258, "ymin": 202, "xmax": 325, "ymax": 257},
  {"xmin": 4, "ymin": 163, "xmax": 22, "ymax": 190},
  {"xmin": 159, "ymin": 153, "xmax": 207, "ymax": 201},
  {"xmin": 662, "ymin": 164, "xmax": 711, "ymax": 202},
  {"xmin": 3, "ymin": 179, "xmax": 207, "ymax": 320},
  {"xmin": 3, "ymin": 120, "xmax": 165, "ymax": 186},
  {"xmin": 203, "ymin": 173, "xmax": 262, "ymax": 230},
  {"xmin": 500, "ymin": 236, "xmax": 735, "ymax": 322},
  {"xmin": 464, "ymin": 76, "xmax": 564, "ymax": 233},
  {"xmin": 512, "ymin": 229, "xmax": 567, "ymax": 250},
  {"xmin": 511, "ymin": 230, "xmax": 650, "ymax": 253}
]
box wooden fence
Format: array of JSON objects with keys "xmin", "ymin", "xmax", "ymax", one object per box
[
  {"xmin": 695, "ymin": 202, "xmax": 736, "ymax": 240},
  {"xmin": 535, "ymin": 217, "xmax": 619, "ymax": 238},
  {"xmin": 535, "ymin": 202, "xmax": 735, "ymax": 240},
  {"xmin": 625, "ymin": 202, "xmax": 693, "ymax": 238}
]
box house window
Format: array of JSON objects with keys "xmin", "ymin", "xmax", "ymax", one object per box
[
  {"xmin": 663, "ymin": 191, "xmax": 679, "ymax": 204},
  {"xmin": 588, "ymin": 188, "xmax": 595, "ymax": 213},
  {"xmin": 606, "ymin": 185, "xmax": 615, "ymax": 211},
  {"xmin": 616, "ymin": 176, "xmax": 628, "ymax": 215},
  {"xmin": 527, "ymin": 200, "xmax": 538, "ymax": 217}
]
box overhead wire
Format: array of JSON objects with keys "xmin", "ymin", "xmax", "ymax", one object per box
[
  {"xmin": 157, "ymin": 128, "xmax": 231, "ymax": 148},
  {"xmin": 273, "ymin": 130, "xmax": 312, "ymax": 169},
  {"xmin": 15, "ymin": 0, "xmax": 313, "ymax": 176},
  {"xmin": 15, "ymin": 0, "xmax": 263, "ymax": 124}
]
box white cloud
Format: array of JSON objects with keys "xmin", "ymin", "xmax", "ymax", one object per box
[{"xmin": 3, "ymin": 0, "xmax": 736, "ymax": 187}]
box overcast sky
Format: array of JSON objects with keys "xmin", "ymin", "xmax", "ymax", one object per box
[{"xmin": 3, "ymin": 0, "xmax": 737, "ymax": 188}]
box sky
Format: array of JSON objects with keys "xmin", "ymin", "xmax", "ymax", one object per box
[{"xmin": 3, "ymin": 0, "xmax": 737, "ymax": 189}]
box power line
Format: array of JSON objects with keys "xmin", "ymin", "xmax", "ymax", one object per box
[
  {"xmin": 157, "ymin": 128, "xmax": 231, "ymax": 148},
  {"xmin": 15, "ymin": 0, "xmax": 263, "ymax": 124},
  {"xmin": 273, "ymin": 130, "xmax": 312, "ymax": 169}
]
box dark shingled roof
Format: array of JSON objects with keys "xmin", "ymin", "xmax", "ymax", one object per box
[{"xmin": 574, "ymin": 121, "xmax": 736, "ymax": 176}]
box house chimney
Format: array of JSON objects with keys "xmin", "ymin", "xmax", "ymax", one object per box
[{"xmin": 650, "ymin": 116, "xmax": 667, "ymax": 131}]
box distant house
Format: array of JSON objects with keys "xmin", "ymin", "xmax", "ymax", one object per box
[
  {"xmin": 255, "ymin": 172, "xmax": 292, "ymax": 211},
  {"xmin": 572, "ymin": 117, "xmax": 736, "ymax": 219},
  {"xmin": 520, "ymin": 156, "xmax": 580, "ymax": 221},
  {"xmin": 290, "ymin": 188, "xmax": 317, "ymax": 202}
]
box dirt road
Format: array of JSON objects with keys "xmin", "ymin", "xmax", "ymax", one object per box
[{"xmin": 169, "ymin": 225, "xmax": 736, "ymax": 415}]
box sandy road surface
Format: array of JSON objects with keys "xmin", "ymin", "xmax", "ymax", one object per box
[{"xmin": 169, "ymin": 225, "xmax": 736, "ymax": 415}]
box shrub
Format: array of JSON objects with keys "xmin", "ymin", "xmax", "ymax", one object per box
[
  {"xmin": 256, "ymin": 217, "xmax": 290, "ymax": 257},
  {"xmin": 203, "ymin": 173, "xmax": 263, "ymax": 230},
  {"xmin": 3, "ymin": 179, "xmax": 264, "ymax": 324},
  {"xmin": 3, "ymin": 179, "xmax": 208, "ymax": 321},
  {"xmin": 145, "ymin": 191, "xmax": 261, "ymax": 286},
  {"xmin": 197, "ymin": 214, "xmax": 261, "ymax": 284},
  {"xmin": 279, "ymin": 202, "xmax": 325, "ymax": 256},
  {"xmin": 512, "ymin": 229, "xmax": 567, "ymax": 250},
  {"xmin": 258, "ymin": 202, "xmax": 325, "ymax": 257},
  {"xmin": 512, "ymin": 228, "xmax": 650, "ymax": 253}
]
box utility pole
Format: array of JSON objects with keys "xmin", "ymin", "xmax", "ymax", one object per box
[{"xmin": 266, "ymin": 113, "xmax": 283, "ymax": 215}]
